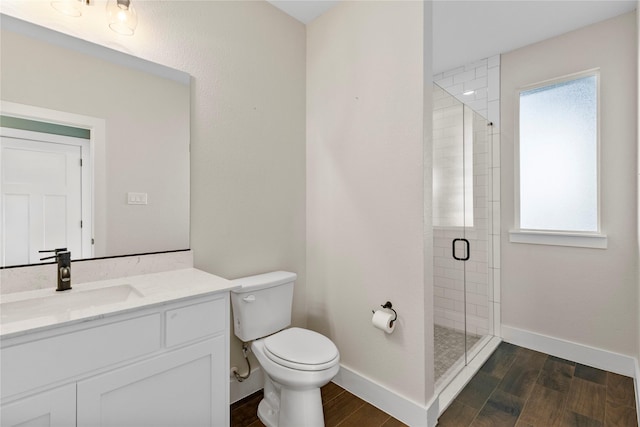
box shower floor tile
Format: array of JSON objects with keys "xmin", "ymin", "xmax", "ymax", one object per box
[{"xmin": 435, "ymin": 325, "xmax": 481, "ymax": 381}]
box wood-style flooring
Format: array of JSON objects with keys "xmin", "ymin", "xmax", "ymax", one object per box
[
  {"xmin": 231, "ymin": 342, "xmax": 638, "ymax": 427},
  {"xmin": 439, "ymin": 342, "xmax": 638, "ymax": 427},
  {"xmin": 231, "ymin": 382, "xmax": 407, "ymax": 427}
]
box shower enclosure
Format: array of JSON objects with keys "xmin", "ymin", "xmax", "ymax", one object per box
[{"xmin": 432, "ymin": 83, "xmax": 498, "ymax": 388}]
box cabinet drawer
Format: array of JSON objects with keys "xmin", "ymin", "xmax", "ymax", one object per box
[
  {"xmin": 165, "ymin": 297, "xmax": 226, "ymax": 347},
  {"xmin": 1, "ymin": 314, "xmax": 161, "ymax": 399}
]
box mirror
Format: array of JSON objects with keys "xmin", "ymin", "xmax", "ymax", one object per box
[{"xmin": 0, "ymin": 15, "xmax": 190, "ymax": 267}]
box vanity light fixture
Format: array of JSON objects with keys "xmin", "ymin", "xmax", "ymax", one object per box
[
  {"xmin": 50, "ymin": 0, "xmax": 137, "ymax": 36},
  {"xmin": 106, "ymin": 0, "xmax": 138, "ymax": 36}
]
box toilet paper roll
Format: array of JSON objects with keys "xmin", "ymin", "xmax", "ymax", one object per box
[{"xmin": 372, "ymin": 309, "xmax": 396, "ymax": 334}]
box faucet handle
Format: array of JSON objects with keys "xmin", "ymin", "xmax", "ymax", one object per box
[
  {"xmin": 39, "ymin": 248, "xmax": 69, "ymax": 261},
  {"xmin": 39, "ymin": 248, "xmax": 68, "ymax": 254}
]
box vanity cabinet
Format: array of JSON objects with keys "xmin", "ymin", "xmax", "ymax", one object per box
[
  {"xmin": 1, "ymin": 292, "xmax": 230, "ymax": 427},
  {"xmin": 1, "ymin": 384, "xmax": 76, "ymax": 427}
]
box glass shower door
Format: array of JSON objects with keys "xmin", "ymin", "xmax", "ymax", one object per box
[
  {"xmin": 433, "ymin": 85, "xmax": 493, "ymax": 387},
  {"xmin": 462, "ymin": 105, "xmax": 493, "ymax": 367}
]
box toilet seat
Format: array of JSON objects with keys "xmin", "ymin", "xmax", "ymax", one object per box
[{"xmin": 263, "ymin": 327, "xmax": 339, "ymax": 371}]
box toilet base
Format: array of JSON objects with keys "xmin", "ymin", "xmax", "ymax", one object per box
[{"xmin": 257, "ymin": 387, "xmax": 324, "ymax": 427}]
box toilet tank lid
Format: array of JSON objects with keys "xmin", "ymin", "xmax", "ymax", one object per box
[{"xmin": 231, "ymin": 271, "xmax": 297, "ymax": 293}]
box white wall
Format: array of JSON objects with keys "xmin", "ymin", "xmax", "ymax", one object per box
[
  {"xmin": 179, "ymin": 2, "xmax": 307, "ymax": 369},
  {"xmin": 501, "ymin": 12, "xmax": 638, "ymax": 356},
  {"xmin": 307, "ymin": 1, "xmax": 432, "ymax": 404}
]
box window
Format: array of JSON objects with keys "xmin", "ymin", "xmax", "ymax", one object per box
[{"xmin": 511, "ymin": 71, "xmax": 606, "ymax": 248}]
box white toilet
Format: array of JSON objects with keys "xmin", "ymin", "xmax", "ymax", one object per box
[{"xmin": 231, "ymin": 271, "xmax": 340, "ymax": 427}]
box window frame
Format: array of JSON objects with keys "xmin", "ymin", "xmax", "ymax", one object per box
[{"xmin": 510, "ymin": 69, "xmax": 607, "ymax": 249}]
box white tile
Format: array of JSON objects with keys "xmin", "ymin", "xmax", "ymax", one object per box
[
  {"xmin": 435, "ymin": 76, "xmax": 454, "ymax": 87},
  {"xmin": 492, "ymin": 268, "xmax": 501, "ymax": 303},
  {"xmin": 492, "ymin": 235, "xmax": 501, "ymax": 269},
  {"xmin": 435, "ymin": 296, "xmax": 454, "ymax": 310},
  {"xmin": 464, "ymin": 77, "xmax": 488, "ymax": 92},
  {"xmin": 487, "ymin": 67, "xmax": 500, "ymax": 101},
  {"xmin": 444, "ymin": 66, "xmax": 465, "ymax": 78},
  {"xmin": 476, "ymin": 305, "xmax": 489, "ymax": 319},
  {"xmin": 475, "ymin": 174, "xmax": 488, "ymax": 187},
  {"xmin": 476, "ymin": 282, "xmax": 489, "ymax": 297},
  {"xmin": 492, "ymin": 134, "xmax": 501, "ymax": 167},
  {"xmin": 464, "ymin": 58, "xmax": 488, "ymax": 71},
  {"xmin": 453, "ymin": 69, "xmax": 476, "ymax": 84},
  {"xmin": 493, "ymin": 202, "xmax": 501, "ymax": 235},
  {"xmin": 473, "ymin": 87, "xmax": 488, "ymax": 100},
  {"xmin": 445, "ymin": 288, "xmax": 464, "ymax": 301},
  {"xmin": 475, "ymin": 66, "xmax": 488, "ymax": 78},
  {"xmin": 466, "ymin": 303, "xmax": 477, "ymax": 316},
  {"xmin": 492, "ymin": 167, "xmax": 501, "ymax": 202},
  {"xmin": 488, "ymin": 100, "xmax": 500, "ymax": 129},
  {"xmin": 475, "ymin": 109, "xmax": 488, "ymax": 120},
  {"xmin": 433, "ymin": 72, "xmax": 444, "ymax": 80},
  {"xmin": 487, "ymin": 234, "xmax": 494, "ymax": 266},
  {"xmin": 448, "ymin": 306, "xmax": 464, "ymax": 320},
  {"xmin": 488, "ymin": 54, "xmax": 500, "ymax": 68},
  {"xmin": 436, "ymin": 317, "xmax": 454, "ymax": 329},
  {"xmin": 448, "ymin": 83, "xmax": 464, "ymax": 96},
  {"xmin": 466, "ymin": 99, "xmax": 486, "ymax": 113}
]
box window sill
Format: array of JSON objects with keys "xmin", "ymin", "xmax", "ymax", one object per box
[{"xmin": 509, "ymin": 230, "xmax": 608, "ymax": 249}]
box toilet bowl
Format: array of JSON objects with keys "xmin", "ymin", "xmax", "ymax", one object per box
[
  {"xmin": 252, "ymin": 328, "xmax": 339, "ymax": 427},
  {"xmin": 231, "ymin": 272, "xmax": 340, "ymax": 427}
]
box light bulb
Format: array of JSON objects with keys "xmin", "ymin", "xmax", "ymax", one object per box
[{"xmin": 106, "ymin": 0, "xmax": 138, "ymax": 36}]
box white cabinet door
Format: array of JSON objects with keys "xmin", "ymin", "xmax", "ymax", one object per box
[
  {"xmin": 77, "ymin": 336, "xmax": 227, "ymax": 427},
  {"xmin": 0, "ymin": 384, "xmax": 76, "ymax": 427}
]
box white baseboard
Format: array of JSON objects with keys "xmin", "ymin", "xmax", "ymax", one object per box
[
  {"xmin": 332, "ymin": 365, "xmax": 437, "ymax": 427},
  {"xmin": 229, "ymin": 366, "xmax": 264, "ymax": 404},
  {"xmin": 502, "ymin": 325, "xmax": 636, "ymax": 377}
]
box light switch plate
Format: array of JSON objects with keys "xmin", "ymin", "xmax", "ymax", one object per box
[{"xmin": 127, "ymin": 192, "xmax": 148, "ymax": 205}]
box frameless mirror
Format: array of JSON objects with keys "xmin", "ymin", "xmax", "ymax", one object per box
[{"xmin": 0, "ymin": 15, "xmax": 190, "ymax": 268}]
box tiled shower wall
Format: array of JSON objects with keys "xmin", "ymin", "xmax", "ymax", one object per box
[
  {"xmin": 434, "ymin": 55, "xmax": 500, "ymax": 129},
  {"xmin": 433, "ymin": 56, "xmax": 501, "ymax": 338}
]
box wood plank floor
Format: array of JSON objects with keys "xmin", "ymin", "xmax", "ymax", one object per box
[
  {"xmin": 439, "ymin": 342, "xmax": 638, "ymax": 427},
  {"xmin": 231, "ymin": 342, "xmax": 638, "ymax": 427},
  {"xmin": 231, "ymin": 382, "xmax": 407, "ymax": 427}
]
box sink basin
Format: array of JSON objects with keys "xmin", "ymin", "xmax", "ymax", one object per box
[{"xmin": 1, "ymin": 284, "xmax": 143, "ymax": 323}]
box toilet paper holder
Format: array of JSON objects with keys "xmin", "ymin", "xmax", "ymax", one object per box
[{"xmin": 372, "ymin": 301, "xmax": 397, "ymax": 327}]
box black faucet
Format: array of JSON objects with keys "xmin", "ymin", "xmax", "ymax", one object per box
[{"xmin": 39, "ymin": 248, "xmax": 72, "ymax": 291}]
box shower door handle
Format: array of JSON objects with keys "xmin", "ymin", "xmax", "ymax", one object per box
[{"xmin": 452, "ymin": 238, "xmax": 470, "ymax": 261}]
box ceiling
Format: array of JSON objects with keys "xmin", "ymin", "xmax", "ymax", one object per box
[{"xmin": 266, "ymin": 0, "xmax": 637, "ymax": 74}]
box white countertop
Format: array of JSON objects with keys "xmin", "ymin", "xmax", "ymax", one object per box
[{"xmin": 0, "ymin": 268, "xmax": 239, "ymax": 338}]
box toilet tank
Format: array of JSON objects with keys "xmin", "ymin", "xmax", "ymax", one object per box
[{"xmin": 230, "ymin": 271, "xmax": 295, "ymax": 342}]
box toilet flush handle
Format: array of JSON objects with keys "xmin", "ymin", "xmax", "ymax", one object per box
[{"xmin": 243, "ymin": 295, "xmax": 256, "ymax": 303}]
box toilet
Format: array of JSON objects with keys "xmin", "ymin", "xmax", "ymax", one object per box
[{"xmin": 231, "ymin": 271, "xmax": 340, "ymax": 427}]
